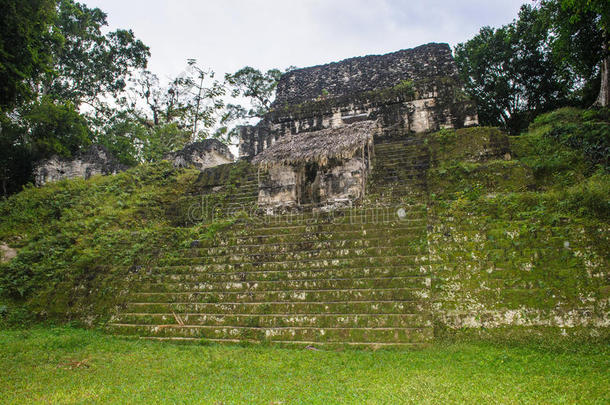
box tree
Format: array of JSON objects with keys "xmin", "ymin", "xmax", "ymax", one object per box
[
  {"xmin": 218, "ymin": 67, "xmax": 285, "ymax": 141},
  {"xmin": 0, "ymin": 0, "xmax": 57, "ymax": 111},
  {"xmin": 41, "ymin": 0, "xmax": 149, "ymax": 114},
  {"xmin": 0, "ymin": 117, "xmax": 32, "ymax": 196},
  {"xmin": 542, "ymin": 0, "xmax": 610, "ymax": 107},
  {"xmin": 0, "ymin": 98, "xmax": 91, "ymax": 197},
  {"xmin": 455, "ymin": 5, "xmax": 574, "ymax": 133},
  {"xmin": 97, "ymin": 112, "xmax": 147, "ymax": 166},
  {"xmin": 0, "ymin": 0, "xmax": 149, "ymax": 196},
  {"xmin": 25, "ymin": 97, "xmax": 91, "ymax": 159},
  {"xmin": 183, "ymin": 60, "xmax": 226, "ymax": 138},
  {"xmin": 225, "ymin": 67, "xmax": 282, "ymax": 118},
  {"xmin": 122, "ymin": 61, "xmax": 225, "ymax": 144}
]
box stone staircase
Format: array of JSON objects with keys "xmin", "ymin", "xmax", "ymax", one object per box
[
  {"xmin": 107, "ymin": 136, "xmax": 435, "ymax": 347},
  {"xmin": 367, "ymin": 135, "xmax": 430, "ymax": 200}
]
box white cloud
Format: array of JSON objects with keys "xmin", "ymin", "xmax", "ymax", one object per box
[{"xmin": 84, "ymin": 0, "xmax": 525, "ymax": 79}]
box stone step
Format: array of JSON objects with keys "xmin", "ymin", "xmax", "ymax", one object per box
[
  {"xmin": 222, "ymin": 223, "xmax": 427, "ymax": 237},
  {"xmin": 158, "ymin": 250, "xmax": 429, "ymax": 267},
  {"xmin": 237, "ymin": 203, "xmax": 428, "ymax": 218},
  {"xmin": 374, "ymin": 150, "xmax": 430, "ymax": 160},
  {"xmin": 131, "ymin": 275, "xmax": 430, "ymax": 293},
  {"xmin": 369, "ymin": 180, "xmax": 427, "ymax": 189},
  {"xmin": 131, "ymin": 265, "xmax": 430, "ymax": 284},
  {"xmin": 112, "ymin": 313, "xmax": 431, "ymax": 328},
  {"xmin": 106, "ymin": 324, "xmax": 434, "ymax": 343},
  {"xmin": 190, "ymin": 228, "xmax": 427, "ymax": 247},
  {"xmin": 374, "ymin": 140, "xmax": 425, "ymax": 150},
  {"xmin": 163, "ymin": 256, "xmax": 428, "ymax": 273},
  {"xmin": 193, "ymin": 230, "xmax": 426, "ymax": 248},
  {"xmin": 228, "ymin": 215, "xmax": 426, "ymax": 230},
  {"xmin": 183, "ymin": 241, "xmax": 428, "ymax": 258},
  {"xmin": 373, "ymin": 163, "xmax": 429, "ymax": 173},
  {"xmin": 129, "ymin": 287, "xmax": 428, "ymax": 304},
  {"xmin": 187, "ymin": 235, "xmax": 428, "ymax": 255},
  {"xmin": 125, "ymin": 300, "xmax": 428, "ymax": 315}
]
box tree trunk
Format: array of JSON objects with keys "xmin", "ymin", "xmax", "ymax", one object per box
[{"xmin": 594, "ymin": 54, "xmax": 609, "ymax": 107}]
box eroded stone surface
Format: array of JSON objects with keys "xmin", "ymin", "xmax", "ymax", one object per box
[
  {"xmin": 34, "ymin": 145, "xmax": 127, "ymax": 186},
  {"xmin": 165, "ymin": 139, "xmax": 234, "ymax": 171},
  {"xmin": 239, "ymin": 43, "xmax": 479, "ymax": 158}
]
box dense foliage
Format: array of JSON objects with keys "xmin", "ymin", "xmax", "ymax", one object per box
[
  {"xmin": 0, "ymin": 0, "xmax": 150, "ymax": 196},
  {"xmin": 456, "ymin": 1, "xmax": 609, "ymax": 133},
  {"xmin": 455, "ymin": 5, "xmax": 573, "ymax": 134},
  {"xmin": 0, "ymin": 0, "xmax": 284, "ymax": 197},
  {"xmin": 0, "ymin": 0, "xmax": 57, "ymax": 110}
]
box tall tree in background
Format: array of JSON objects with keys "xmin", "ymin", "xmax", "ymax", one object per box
[
  {"xmin": 0, "ymin": 0, "xmax": 149, "ymax": 196},
  {"xmin": 103, "ymin": 60, "xmax": 227, "ymax": 164},
  {"xmin": 0, "ymin": 0, "xmax": 57, "ymax": 111},
  {"xmin": 455, "ymin": 5, "xmax": 573, "ymax": 133},
  {"xmin": 217, "ymin": 67, "xmax": 285, "ymax": 141},
  {"xmin": 42, "ymin": 0, "xmax": 149, "ymax": 117},
  {"xmin": 542, "ymin": 0, "xmax": 610, "ymax": 107}
]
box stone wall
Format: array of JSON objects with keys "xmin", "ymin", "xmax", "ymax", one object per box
[
  {"xmin": 257, "ymin": 156, "xmax": 369, "ymax": 213},
  {"xmin": 165, "ymin": 139, "xmax": 234, "ymax": 171},
  {"xmin": 239, "ymin": 43, "xmax": 478, "ymax": 158},
  {"xmin": 34, "ymin": 145, "xmax": 127, "ymax": 186},
  {"xmin": 274, "ymin": 43, "xmax": 460, "ymax": 106}
]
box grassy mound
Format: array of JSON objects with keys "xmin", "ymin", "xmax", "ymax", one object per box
[{"xmin": 0, "ymin": 162, "xmax": 235, "ymax": 325}]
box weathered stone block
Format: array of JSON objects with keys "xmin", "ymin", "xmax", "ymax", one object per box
[
  {"xmin": 34, "ymin": 145, "xmax": 126, "ymax": 186},
  {"xmin": 165, "ymin": 139, "xmax": 234, "ymax": 171}
]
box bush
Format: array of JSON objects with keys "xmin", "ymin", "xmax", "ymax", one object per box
[{"xmin": 528, "ymin": 107, "xmax": 610, "ymax": 170}]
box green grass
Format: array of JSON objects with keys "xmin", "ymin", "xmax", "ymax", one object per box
[{"xmin": 0, "ymin": 327, "xmax": 608, "ymax": 404}]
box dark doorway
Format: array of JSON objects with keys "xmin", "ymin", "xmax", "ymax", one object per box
[{"xmin": 298, "ymin": 162, "xmax": 321, "ymax": 205}]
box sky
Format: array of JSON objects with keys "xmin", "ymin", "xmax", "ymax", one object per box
[{"xmin": 83, "ymin": 0, "xmax": 528, "ymax": 81}]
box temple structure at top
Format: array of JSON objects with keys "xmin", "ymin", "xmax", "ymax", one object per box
[{"xmin": 239, "ymin": 43, "xmax": 479, "ymax": 211}]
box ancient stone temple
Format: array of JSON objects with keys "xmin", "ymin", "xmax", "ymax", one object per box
[
  {"xmin": 240, "ymin": 43, "xmax": 478, "ymax": 210},
  {"xmin": 106, "ymin": 43, "xmax": 608, "ymax": 347}
]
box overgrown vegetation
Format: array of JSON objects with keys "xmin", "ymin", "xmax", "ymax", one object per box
[
  {"xmin": 455, "ymin": 1, "xmax": 609, "ymax": 134},
  {"xmin": 0, "ymin": 162, "xmax": 241, "ymax": 325}
]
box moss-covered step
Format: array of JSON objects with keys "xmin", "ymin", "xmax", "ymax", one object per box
[
  {"xmin": 130, "ymin": 275, "xmax": 430, "ymax": 293},
  {"xmin": 128, "ymin": 287, "xmax": 429, "ymax": 304},
  {"xmin": 129, "ymin": 265, "xmax": 430, "ymax": 284},
  {"xmin": 106, "ymin": 324, "xmax": 433, "ymax": 343},
  {"xmin": 111, "ymin": 313, "xmax": 432, "ymax": 328},
  {"xmin": 187, "ymin": 235, "xmax": 428, "ymax": 255},
  {"xmin": 156, "ymin": 255, "xmax": 430, "ymax": 271},
  {"xmin": 125, "ymin": 300, "xmax": 428, "ymax": 315}
]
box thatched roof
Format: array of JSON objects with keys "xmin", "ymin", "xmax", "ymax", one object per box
[{"xmin": 252, "ymin": 120, "xmax": 378, "ymax": 168}]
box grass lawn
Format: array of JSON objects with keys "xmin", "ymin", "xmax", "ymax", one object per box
[{"xmin": 0, "ymin": 327, "xmax": 608, "ymax": 404}]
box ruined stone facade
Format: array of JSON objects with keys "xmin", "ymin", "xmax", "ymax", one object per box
[
  {"xmin": 257, "ymin": 157, "xmax": 369, "ymax": 213},
  {"xmin": 34, "ymin": 145, "xmax": 127, "ymax": 186},
  {"xmin": 241, "ymin": 43, "xmax": 477, "ymax": 211},
  {"xmin": 251, "ymin": 120, "xmax": 376, "ymax": 211},
  {"xmin": 239, "ymin": 43, "xmax": 478, "ymax": 158},
  {"xmin": 165, "ymin": 139, "xmax": 234, "ymax": 171}
]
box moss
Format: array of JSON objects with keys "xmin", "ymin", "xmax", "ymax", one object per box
[{"xmin": 2, "ymin": 107, "xmax": 609, "ymax": 343}]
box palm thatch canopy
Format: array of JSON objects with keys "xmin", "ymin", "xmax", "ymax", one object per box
[{"xmin": 252, "ymin": 120, "xmax": 378, "ymax": 168}]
